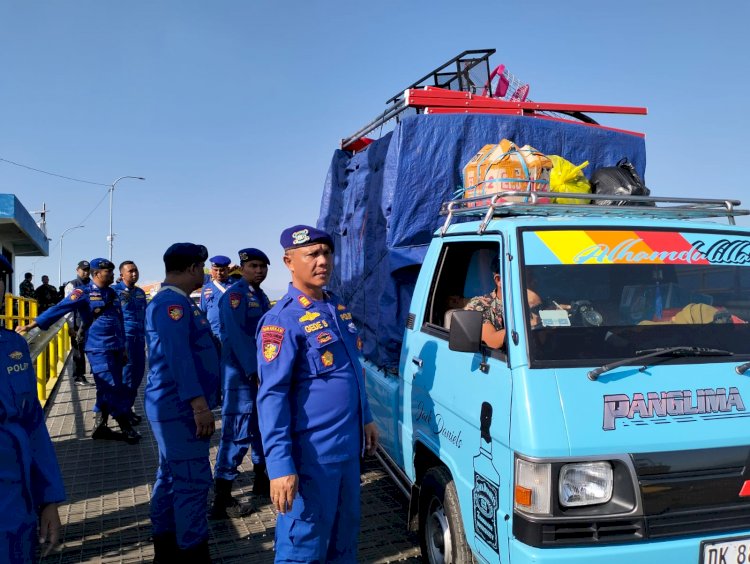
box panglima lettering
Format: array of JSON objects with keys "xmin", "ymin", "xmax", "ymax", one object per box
[
  {"xmin": 603, "ymin": 387, "xmax": 745, "ymax": 431},
  {"xmin": 574, "ymin": 238, "xmax": 706, "ymax": 264}
]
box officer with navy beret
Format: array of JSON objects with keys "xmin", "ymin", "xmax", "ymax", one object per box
[
  {"xmin": 211, "ymin": 247, "xmax": 272, "ymax": 518},
  {"xmin": 0, "ymin": 255, "xmax": 65, "ymax": 562},
  {"xmin": 256, "ymin": 225, "xmax": 379, "ymax": 563},
  {"xmin": 200, "ymin": 255, "xmax": 232, "ymax": 338},
  {"xmin": 17, "ymin": 258, "xmax": 138, "ymax": 444},
  {"xmin": 145, "ymin": 243, "xmax": 219, "ymax": 561}
]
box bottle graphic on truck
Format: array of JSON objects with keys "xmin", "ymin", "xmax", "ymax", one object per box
[{"xmin": 473, "ymin": 401, "xmax": 500, "ymax": 557}]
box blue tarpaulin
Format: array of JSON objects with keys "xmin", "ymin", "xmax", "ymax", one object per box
[{"xmin": 318, "ymin": 113, "xmax": 646, "ymax": 370}]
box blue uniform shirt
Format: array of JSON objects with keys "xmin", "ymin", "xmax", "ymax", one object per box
[
  {"xmin": 256, "ymin": 284, "xmax": 373, "ymax": 480},
  {"xmin": 35, "ymin": 282, "xmax": 125, "ymax": 352},
  {"xmin": 145, "ymin": 285, "xmax": 220, "ymax": 421},
  {"xmin": 199, "ymin": 279, "xmax": 230, "ymax": 336},
  {"xmin": 112, "ymin": 282, "xmax": 147, "ymax": 338},
  {"xmin": 218, "ymin": 278, "xmax": 271, "ymax": 385},
  {"xmin": 0, "ymin": 329, "xmax": 65, "ymax": 527}
]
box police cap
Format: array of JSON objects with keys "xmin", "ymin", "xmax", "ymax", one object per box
[
  {"xmin": 280, "ymin": 225, "xmax": 334, "ymax": 252},
  {"xmin": 164, "ymin": 243, "xmax": 209, "ymax": 272},
  {"xmin": 209, "ymin": 255, "xmax": 231, "ymax": 267},
  {"xmin": 77, "ymin": 260, "xmax": 90, "ymax": 270},
  {"xmin": 89, "ymin": 258, "xmax": 115, "ymax": 270},
  {"xmin": 238, "ymin": 248, "xmax": 270, "ymax": 265},
  {"xmin": 0, "ymin": 255, "xmax": 13, "ymax": 274}
]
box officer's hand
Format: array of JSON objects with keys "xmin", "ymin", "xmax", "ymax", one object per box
[
  {"xmin": 15, "ymin": 324, "xmax": 30, "ymax": 335},
  {"xmin": 270, "ymin": 474, "xmax": 298, "ymax": 514},
  {"xmin": 364, "ymin": 421, "xmax": 380, "ymax": 456},
  {"xmin": 193, "ymin": 408, "xmax": 215, "ymax": 438},
  {"xmin": 39, "ymin": 503, "xmax": 61, "ymax": 556}
]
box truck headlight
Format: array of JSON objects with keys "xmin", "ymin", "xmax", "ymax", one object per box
[
  {"xmin": 558, "ymin": 462, "xmax": 613, "ymax": 507},
  {"xmin": 514, "ymin": 458, "xmax": 551, "ymax": 515}
]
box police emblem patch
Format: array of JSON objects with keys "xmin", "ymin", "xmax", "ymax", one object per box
[
  {"xmin": 292, "ymin": 229, "xmax": 310, "ymax": 245},
  {"xmin": 297, "ymin": 295, "xmax": 312, "ymax": 308},
  {"xmin": 229, "ymin": 292, "xmax": 241, "ymax": 309},
  {"xmin": 298, "ymin": 311, "xmax": 320, "ymax": 322},
  {"xmin": 9, "ymin": 351, "xmax": 23, "ymax": 360},
  {"xmin": 261, "ymin": 325, "xmax": 285, "ymax": 362},
  {"xmin": 69, "ymin": 289, "xmax": 83, "ymax": 301},
  {"xmin": 321, "ymin": 350, "xmax": 334, "ymax": 367},
  {"xmin": 316, "ymin": 331, "xmax": 333, "ymax": 345},
  {"xmin": 168, "ymin": 305, "xmax": 184, "ymax": 320}
]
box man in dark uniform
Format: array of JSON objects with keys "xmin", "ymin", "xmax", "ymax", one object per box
[
  {"xmin": 0, "ymin": 255, "xmax": 65, "ymax": 563},
  {"xmin": 211, "ymin": 248, "xmax": 272, "ymax": 519},
  {"xmin": 199, "ymin": 255, "xmax": 232, "ymax": 338},
  {"xmin": 145, "ymin": 243, "xmax": 219, "ymax": 562},
  {"xmin": 19, "ymin": 272, "xmax": 35, "ymax": 299},
  {"xmin": 64, "ymin": 261, "xmax": 92, "ymax": 386},
  {"xmin": 257, "ymin": 225, "xmax": 379, "ymax": 563},
  {"xmin": 34, "ymin": 275, "xmax": 60, "ymax": 313},
  {"xmin": 17, "ymin": 258, "xmax": 139, "ymax": 444},
  {"xmin": 112, "ymin": 261, "xmax": 148, "ymax": 426}
]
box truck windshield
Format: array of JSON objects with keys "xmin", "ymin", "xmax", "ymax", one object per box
[{"xmin": 520, "ymin": 228, "xmax": 750, "ymax": 366}]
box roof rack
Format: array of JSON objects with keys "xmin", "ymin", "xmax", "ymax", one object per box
[{"xmin": 439, "ymin": 192, "xmax": 749, "ymax": 235}]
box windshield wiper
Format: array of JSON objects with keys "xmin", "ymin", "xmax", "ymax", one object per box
[{"xmin": 588, "ymin": 346, "xmax": 733, "ymax": 381}]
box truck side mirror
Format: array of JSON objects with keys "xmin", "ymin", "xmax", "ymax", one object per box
[{"xmin": 448, "ymin": 310, "xmax": 483, "ymax": 352}]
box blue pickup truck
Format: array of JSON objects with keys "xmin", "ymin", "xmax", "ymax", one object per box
[{"xmin": 319, "ymin": 109, "xmax": 750, "ymax": 563}]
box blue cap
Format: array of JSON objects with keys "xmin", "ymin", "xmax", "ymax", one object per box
[
  {"xmin": 90, "ymin": 258, "xmax": 115, "ymax": 270},
  {"xmin": 0, "ymin": 255, "xmax": 12, "ymax": 274},
  {"xmin": 163, "ymin": 243, "xmax": 209, "ymax": 271},
  {"xmin": 209, "ymin": 255, "xmax": 231, "ymax": 267},
  {"xmin": 238, "ymin": 248, "xmax": 270, "ymax": 265},
  {"xmin": 280, "ymin": 225, "xmax": 334, "ymax": 251}
]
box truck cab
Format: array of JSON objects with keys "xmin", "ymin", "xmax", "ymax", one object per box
[{"xmin": 364, "ymin": 194, "xmax": 750, "ymax": 564}]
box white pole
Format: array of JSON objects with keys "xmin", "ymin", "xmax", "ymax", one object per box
[{"xmin": 108, "ymin": 176, "xmax": 145, "ymax": 261}]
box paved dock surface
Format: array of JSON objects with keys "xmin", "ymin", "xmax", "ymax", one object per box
[{"xmin": 40, "ymin": 366, "xmax": 421, "ymax": 563}]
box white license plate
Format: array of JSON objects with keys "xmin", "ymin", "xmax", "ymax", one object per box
[{"xmin": 701, "ymin": 535, "xmax": 750, "ymax": 564}]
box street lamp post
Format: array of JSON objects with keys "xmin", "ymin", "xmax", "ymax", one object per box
[
  {"xmin": 59, "ymin": 225, "xmax": 84, "ymax": 287},
  {"xmin": 108, "ymin": 176, "xmax": 145, "ymax": 261}
]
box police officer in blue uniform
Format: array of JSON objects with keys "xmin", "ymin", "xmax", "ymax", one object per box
[
  {"xmin": 257, "ymin": 225, "xmax": 379, "ymax": 563},
  {"xmin": 112, "ymin": 261, "xmax": 147, "ymax": 426},
  {"xmin": 0, "ymin": 255, "xmax": 65, "ymax": 563},
  {"xmin": 64, "ymin": 260, "xmax": 92, "ymax": 386},
  {"xmin": 17, "ymin": 258, "xmax": 139, "ymax": 444},
  {"xmin": 211, "ymin": 248, "xmax": 272, "ymax": 519},
  {"xmin": 145, "ymin": 243, "xmax": 219, "ymax": 562},
  {"xmin": 200, "ymin": 255, "xmax": 232, "ymax": 338}
]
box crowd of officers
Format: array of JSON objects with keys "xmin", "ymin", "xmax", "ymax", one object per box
[{"xmin": 4, "ymin": 224, "xmax": 379, "ymax": 564}]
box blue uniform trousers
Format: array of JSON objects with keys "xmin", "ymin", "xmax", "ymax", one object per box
[
  {"xmin": 122, "ymin": 336, "xmax": 146, "ymax": 410},
  {"xmin": 149, "ymin": 418, "xmax": 212, "ymax": 550},
  {"xmin": 214, "ymin": 375, "xmax": 264, "ymax": 480},
  {"xmin": 274, "ymin": 458, "xmax": 360, "ymax": 564},
  {"xmin": 1, "ymin": 517, "xmax": 36, "ymax": 564},
  {"xmin": 86, "ymin": 350, "xmax": 129, "ymax": 417}
]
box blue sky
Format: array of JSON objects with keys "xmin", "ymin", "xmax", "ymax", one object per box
[{"xmin": 2, "ymin": 1, "xmax": 748, "ymax": 298}]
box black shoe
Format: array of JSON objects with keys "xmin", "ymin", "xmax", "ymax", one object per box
[
  {"xmin": 114, "ymin": 415, "xmax": 142, "ymax": 445},
  {"xmin": 252, "ymin": 463, "xmax": 270, "ymax": 496},
  {"xmin": 210, "ymin": 479, "xmax": 254, "ymax": 519},
  {"xmin": 92, "ymin": 412, "xmax": 129, "ymax": 441},
  {"xmin": 178, "ymin": 540, "xmax": 211, "ymax": 563},
  {"xmin": 152, "ymin": 532, "xmax": 178, "ymax": 564},
  {"xmin": 74, "ymin": 374, "xmax": 92, "ymax": 386},
  {"xmin": 128, "ymin": 410, "xmax": 143, "ymax": 426}
]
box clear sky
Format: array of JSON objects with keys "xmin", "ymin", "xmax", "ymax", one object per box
[{"xmin": 2, "ymin": 0, "xmax": 748, "ymax": 298}]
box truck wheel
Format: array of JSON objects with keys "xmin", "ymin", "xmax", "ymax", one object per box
[{"xmin": 419, "ymin": 466, "xmax": 474, "ymax": 564}]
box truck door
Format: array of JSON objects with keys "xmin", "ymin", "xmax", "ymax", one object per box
[{"xmin": 404, "ymin": 237, "xmax": 514, "ymax": 562}]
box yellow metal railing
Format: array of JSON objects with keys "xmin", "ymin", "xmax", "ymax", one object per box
[{"xmin": 8, "ymin": 294, "xmax": 72, "ymax": 407}]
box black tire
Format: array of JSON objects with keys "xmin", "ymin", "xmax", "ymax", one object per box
[{"xmin": 419, "ymin": 466, "xmax": 474, "ymax": 564}]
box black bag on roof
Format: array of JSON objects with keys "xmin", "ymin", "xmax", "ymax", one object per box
[{"xmin": 591, "ymin": 158, "xmax": 652, "ymax": 206}]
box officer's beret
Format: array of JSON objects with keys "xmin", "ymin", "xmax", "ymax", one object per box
[
  {"xmin": 0, "ymin": 255, "xmax": 13, "ymax": 274},
  {"xmin": 89, "ymin": 258, "xmax": 115, "ymax": 270},
  {"xmin": 77, "ymin": 260, "xmax": 90, "ymax": 270},
  {"xmin": 280, "ymin": 225, "xmax": 334, "ymax": 252},
  {"xmin": 209, "ymin": 255, "xmax": 231, "ymax": 267},
  {"xmin": 163, "ymin": 243, "xmax": 209, "ymax": 271},
  {"xmin": 238, "ymin": 248, "xmax": 270, "ymax": 265}
]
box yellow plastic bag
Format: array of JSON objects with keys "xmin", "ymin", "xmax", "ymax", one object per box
[{"xmin": 548, "ymin": 155, "xmax": 591, "ymax": 204}]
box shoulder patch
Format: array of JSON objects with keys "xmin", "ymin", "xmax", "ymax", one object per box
[
  {"xmin": 261, "ymin": 325, "xmax": 285, "ymax": 362},
  {"xmin": 168, "ymin": 305, "xmax": 184, "ymax": 320},
  {"xmin": 297, "ymin": 295, "xmax": 312, "ymax": 309},
  {"xmin": 69, "ymin": 289, "xmax": 83, "ymax": 301},
  {"xmin": 229, "ymin": 292, "xmax": 241, "ymax": 309},
  {"xmin": 298, "ymin": 311, "xmax": 320, "ymax": 322}
]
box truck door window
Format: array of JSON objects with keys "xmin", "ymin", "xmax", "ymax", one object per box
[
  {"xmin": 520, "ymin": 228, "xmax": 750, "ymax": 367},
  {"xmin": 424, "ymin": 241, "xmax": 502, "ymax": 333}
]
